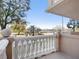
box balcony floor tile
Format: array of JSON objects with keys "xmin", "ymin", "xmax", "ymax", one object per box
[{"xmin": 38, "ymin": 52, "xmax": 77, "ymax": 59}]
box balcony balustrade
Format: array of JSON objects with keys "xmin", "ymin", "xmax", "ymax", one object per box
[
  {"xmin": 0, "ymin": 32, "xmax": 78, "ymax": 59},
  {"xmin": 12, "ymin": 34, "xmax": 57, "ymax": 59}
]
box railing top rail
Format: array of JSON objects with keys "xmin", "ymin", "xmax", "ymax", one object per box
[{"xmin": 14, "ymin": 34, "xmax": 56, "ymax": 41}]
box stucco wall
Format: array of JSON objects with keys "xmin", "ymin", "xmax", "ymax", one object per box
[{"xmin": 60, "ymin": 33, "xmax": 79, "ymax": 58}]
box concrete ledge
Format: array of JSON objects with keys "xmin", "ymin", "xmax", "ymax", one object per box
[{"xmin": 71, "ymin": 32, "xmax": 79, "ymax": 35}]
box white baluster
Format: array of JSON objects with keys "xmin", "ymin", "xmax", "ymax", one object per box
[
  {"xmin": 48, "ymin": 37, "xmax": 50, "ymax": 51},
  {"xmin": 51, "ymin": 37, "xmax": 53, "ymax": 50},
  {"xmin": 14, "ymin": 40, "xmax": 19, "ymax": 59},
  {"xmin": 37, "ymin": 39, "xmax": 40, "ymax": 54},
  {"xmin": 52, "ymin": 36, "xmax": 55, "ymax": 50},
  {"xmin": 46, "ymin": 38, "xmax": 48, "ymax": 52},
  {"xmin": 41, "ymin": 39, "xmax": 43, "ymax": 53},
  {"xmin": 26, "ymin": 40, "xmax": 29, "ymax": 57},
  {"xmin": 44, "ymin": 38, "xmax": 46, "ymax": 52},
  {"xmin": 23, "ymin": 40, "xmax": 27, "ymax": 59},
  {"xmin": 32, "ymin": 40, "xmax": 35, "ymax": 56},
  {"xmin": 39, "ymin": 39, "xmax": 41, "ymax": 53},
  {"xmin": 47, "ymin": 37, "xmax": 48, "ymax": 51},
  {"xmin": 30, "ymin": 40, "xmax": 33, "ymax": 56},
  {"xmin": 36, "ymin": 39, "xmax": 38, "ymax": 55},
  {"xmin": 49, "ymin": 37, "xmax": 51, "ymax": 50},
  {"xmin": 53, "ymin": 39, "xmax": 55, "ymax": 49},
  {"xmin": 35, "ymin": 39, "xmax": 38, "ymax": 56},
  {"xmin": 17, "ymin": 40, "xmax": 22, "ymax": 59},
  {"xmin": 34, "ymin": 40, "xmax": 36, "ymax": 56},
  {"xmin": 28, "ymin": 40, "xmax": 31, "ymax": 56},
  {"xmin": 43, "ymin": 38, "xmax": 45, "ymax": 53}
]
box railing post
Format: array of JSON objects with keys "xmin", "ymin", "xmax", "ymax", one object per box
[
  {"xmin": 1, "ymin": 28, "xmax": 13, "ymax": 59},
  {"xmin": 6, "ymin": 37, "xmax": 14, "ymax": 59},
  {"xmin": 56, "ymin": 32, "xmax": 61, "ymax": 51}
]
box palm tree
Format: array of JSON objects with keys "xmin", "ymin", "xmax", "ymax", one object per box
[
  {"xmin": 28, "ymin": 26, "xmax": 35, "ymax": 36},
  {"xmin": 28, "ymin": 26, "xmax": 42, "ymax": 36},
  {"xmin": 35, "ymin": 28, "xmax": 41, "ymax": 35}
]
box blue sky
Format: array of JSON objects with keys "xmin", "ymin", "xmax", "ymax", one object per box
[{"xmin": 26, "ymin": 0, "xmax": 69, "ymax": 29}]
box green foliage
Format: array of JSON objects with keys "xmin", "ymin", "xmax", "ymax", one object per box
[
  {"xmin": 0, "ymin": 0, "xmax": 30, "ymax": 29},
  {"xmin": 11, "ymin": 19, "xmax": 26, "ymax": 35},
  {"xmin": 67, "ymin": 20, "xmax": 79, "ymax": 32}
]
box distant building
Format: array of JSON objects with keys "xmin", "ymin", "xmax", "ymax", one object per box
[{"xmin": 40, "ymin": 29, "xmax": 55, "ymax": 35}]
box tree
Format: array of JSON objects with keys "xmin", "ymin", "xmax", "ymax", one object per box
[
  {"xmin": 67, "ymin": 20, "xmax": 79, "ymax": 32},
  {"xmin": 67, "ymin": 20, "xmax": 75, "ymax": 32},
  {"xmin": 27, "ymin": 26, "xmax": 42, "ymax": 36},
  {"xmin": 35, "ymin": 28, "xmax": 41, "ymax": 35},
  {"xmin": 0, "ymin": 0, "xmax": 30, "ymax": 29},
  {"xmin": 28, "ymin": 26, "xmax": 35, "ymax": 36},
  {"xmin": 11, "ymin": 18, "xmax": 27, "ymax": 35}
]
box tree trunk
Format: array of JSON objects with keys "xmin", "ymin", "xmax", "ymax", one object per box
[
  {"xmin": 18, "ymin": 31, "xmax": 20, "ymax": 35},
  {"xmin": 1, "ymin": 25, "xmax": 6, "ymax": 30},
  {"xmin": 32, "ymin": 32, "xmax": 34, "ymax": 36}
]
